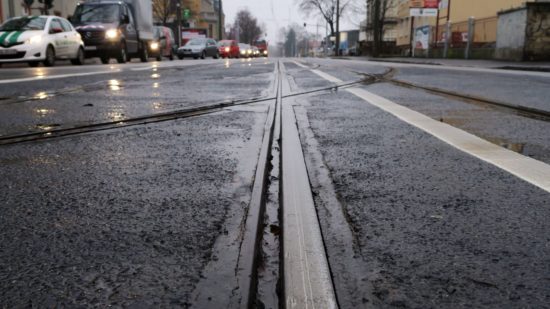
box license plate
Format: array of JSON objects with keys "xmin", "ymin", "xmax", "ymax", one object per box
[
  {"xmin": 0, "ymin": 49, "xmax": 17, "ymax": 55},
  {"xmin": 84, "ymin": 46, "xmax": 97, "ymax": 51}
]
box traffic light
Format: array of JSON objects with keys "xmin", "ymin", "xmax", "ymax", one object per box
[{"xmin": 183, "ymin": 9, "xmax": 190, "ymax": 20}]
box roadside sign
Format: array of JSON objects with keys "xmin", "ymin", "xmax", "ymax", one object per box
[
  {"xmin": 423, "ymin": 0, "xmax": 439, "ymax": 8},
  {"xmin": 414, "ymin": 25, "xmax": 430, "ymax": 50},
  {"xmin": 410, "ymin": 0, "xmax": 440, "ymax": 8},
  {"xmin": 410, "ymin": 8, "xmax": 438, "ymax": 17}
]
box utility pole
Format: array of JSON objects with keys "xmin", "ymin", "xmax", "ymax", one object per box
[
  {"xmin": 335, "ymin": 0, "xmax": 340, "ymax": 56},
  {"xmin": 8, "ymin": 0, "xmax": 15, "ymax": 18},
  {"xmin": 176, "ymin": 1, "xmax": 181, "ymax": 46},
  {"xmin": 372, "ymin": 0, "xmax": 381, "ymax": 57},
  {"xmin": 217, "ymin": 0, "xmax": 223, "ymax": 40}
]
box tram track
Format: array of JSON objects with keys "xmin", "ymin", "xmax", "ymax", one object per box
[
  {"xmin": 297, "ymin": 60, "xmax": 550, "ymax": 123},
  {"xmin": 0, "ymin": 79, "xmax": 364, "ymax": 146},
  {"xmin": 366, "ymin": 68, "xmax": 550, "ymax": 123}
]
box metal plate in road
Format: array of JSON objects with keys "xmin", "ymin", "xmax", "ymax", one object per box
[{"xmin": 280, "ymin": 62, "xmax": 338, "ymax": 309}]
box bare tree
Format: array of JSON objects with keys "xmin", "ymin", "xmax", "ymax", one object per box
[
  {"xmin": 279, "ymin": 23, "xmax": 308, "ymax": 57},
  {"xmin": 153, "ymin": 0, "xmax": 194, "ymax": 26},
  {"xmin": 298, "ymin": 0, "xmax": 355, "ymax": 36},
  {"xmin": 230, "ymin": 9, "xmax": 264, "ymax": 44},
  {"xmin": 153, "ymin": 0, "xmax": 173, "ymax": 25},
  {"xmin": 368, "ymin": 0, "xmax": 396, "ymax": 56}
]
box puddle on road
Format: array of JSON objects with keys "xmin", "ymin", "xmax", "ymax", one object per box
[
  {"xmin": 152, "ymin": 102, "xmax": 164, "ymax": 110},
  {"xmin": 108, "ymin": 80, "xmax": 122, "ymax": 91},
  {"xmin": 108, "ymin": 111, "xmax": 125, "ymax": 121},
  {"xmin": 34, "ymin": 92, "xmax": 50, "ymax": 100},
  {"xmin": 35, "ymin": 123, "xmax": 60, "ymax": 131},
  {"xmin": 35, "ymin": 108, "xmax": 55, "ymax": 116},
  {"xmin": 440, "ymin": 118, "xmax": 526, "ymax": 154},
  {"xmin": 485, "ymin": 137, "xmax": 526, "ymax": 153}
]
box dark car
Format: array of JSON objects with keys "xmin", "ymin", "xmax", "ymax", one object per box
[
  {"xmin": 72, "ymin": 0, "xmax": 152, "ymax": 64},
  {"xmin": 218, "ymin": 40, "xmax": 239, "ymax": 58},
  {"xmin": 177, "ymin": 38, "xmax": 219, "ymax": 59},
  {"xmin": 151, "ymin": 26, "xmax": 177, "ymax": 61}
]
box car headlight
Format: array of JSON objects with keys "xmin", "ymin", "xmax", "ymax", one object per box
[
  {"xmin": 225, "ymin": 47, "xmax": 230, "ymax": 52},
  {"xmin": 263, "ymin": 50, "xmax": 268, "ymax": 55},
  {"xmin": 247, "ymin": 50, "xmax": 252, "ymax": 54},
  {"xmin": 150, "ymin": 42, "xmax": 159, "ymax": 50},
  {"xmin": 105, "ymin": 29, "xmax": 118, "ymax": 39},
  {"xmin": 240, "ymin": 50, "xmax": 245, "ymax": 54},
  {"xmin": 25, "ymin": 35, "xmax": 42, "ymax": 45}
]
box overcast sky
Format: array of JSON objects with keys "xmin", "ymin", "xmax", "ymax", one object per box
[{"xmin": 223, "ymin": 0, "xmax": 363, "ymax": 44}]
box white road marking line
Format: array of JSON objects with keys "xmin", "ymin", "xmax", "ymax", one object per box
[
  {"xmin": 0, "ymin": 70, "xmax": 122, "ymax": 84},
  {"xmin": 300, "ymin": 62, "xmax": 550, "ymax": 193},
  {"xmin": 281, "ymin": 63, "xmax": 338, "ymax": 309}
]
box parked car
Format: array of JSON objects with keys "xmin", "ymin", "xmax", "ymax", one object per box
[
  {"xmin": 217, "ymin": 39, "xmax": 239, "ymax": 58},
  {"xmin": 238, "ymin": 43, "xmax": 252, "ymax": 58},
  {"xmin": 71, "ymin": 0, "xmax": 154, "ymax": 64},
  {"xmin": 177, "ymin": 38, "xmax": 219, "ymax": 59},
  {"xmin": 0, "ymin": 15, "xmax": 85, "ymax": 67},
  {"xmin": 151, "ymin": 26, "xmax": 176, "ymax": 61}
]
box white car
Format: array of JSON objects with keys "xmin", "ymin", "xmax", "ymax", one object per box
[
  {"xmin": 0, "ymin": 15, "xmax": 85, "ymax": 67},
  {"xmin": 238, "ymin": 43, "xmax": 252, "ymax": 58}
]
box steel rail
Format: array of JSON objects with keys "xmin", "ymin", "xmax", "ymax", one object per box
[
  {"xmin": 383, "ymin": 77, "xmax": 550, "ymax": 122},
  {"xmin": 0, "ymin": 81, "xmax": 362, "ymax": 146},
  {"xmin": 348, "ymin": 65, "xmax": 550, "ymax": 123}
]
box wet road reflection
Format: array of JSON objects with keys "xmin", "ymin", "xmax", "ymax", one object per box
[
  {"xmin": 34, "ymin": 92, "xmax": 49, "ymax": 100},
  {"xmin": 0, "ymin": 60, "xmax": 277, "ymax": 137},
  {"xmin": 108, "ymin": 80, "xmax": 121, "ymax": 91}
]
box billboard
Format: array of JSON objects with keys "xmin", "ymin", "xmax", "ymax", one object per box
[
  {"xmin": 414, "ymin": 26, "xmax": 431, "ymax": 50},
  {"xmin": 423, "ymin": 0, "xmax": 439, "ymax": 8}
]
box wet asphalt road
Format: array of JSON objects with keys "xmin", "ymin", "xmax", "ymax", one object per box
[{"xmin": 1, "ymin": 57, "xmax": 550, "ymax": 308}]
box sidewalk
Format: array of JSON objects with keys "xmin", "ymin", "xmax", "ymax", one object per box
[{"xmin": 345, "ymin": 56, "xmax": 550, "ymax": 72}]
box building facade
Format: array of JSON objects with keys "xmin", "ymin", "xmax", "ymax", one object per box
[
  {"xmin": 177, "ymin": 0, "xmax": 223, "ymax": 39},
  {"xmin": 364, "ymin": 0, "xmax": 400, "ymax": 42},
  {"xmin": 395, "ymin": 0, "xmax": 537, "ymax": 53},
  {"xmin": 1, "ymin": 0, "xmax": 78, "ymax": 23}
]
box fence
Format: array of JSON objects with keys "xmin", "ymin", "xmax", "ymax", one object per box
[{"xmin": 420, "ymin": 16, "xmax": 498, "ymax": 59}]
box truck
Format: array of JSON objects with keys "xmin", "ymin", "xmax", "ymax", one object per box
[
  {"xmin": 71, "ymin": 0, "xmax": 154, "ymax": 64},
  {"xmin": 253, "ymin": 39, "xmax": 268, "ymax": 57}
]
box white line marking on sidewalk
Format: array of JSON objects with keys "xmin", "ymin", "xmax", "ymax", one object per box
[{"xmin": 298, "ymin": 62, "xmax": 550, "ymax": 193}]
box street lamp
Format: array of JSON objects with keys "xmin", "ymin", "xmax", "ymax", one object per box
[
  {"xmin": 176, "ymin": 1, "xmax": 181, "ymax": 46},
  {"xmin": 218, "ymin": 0, "xmax": 223, "ymax": 40}
]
